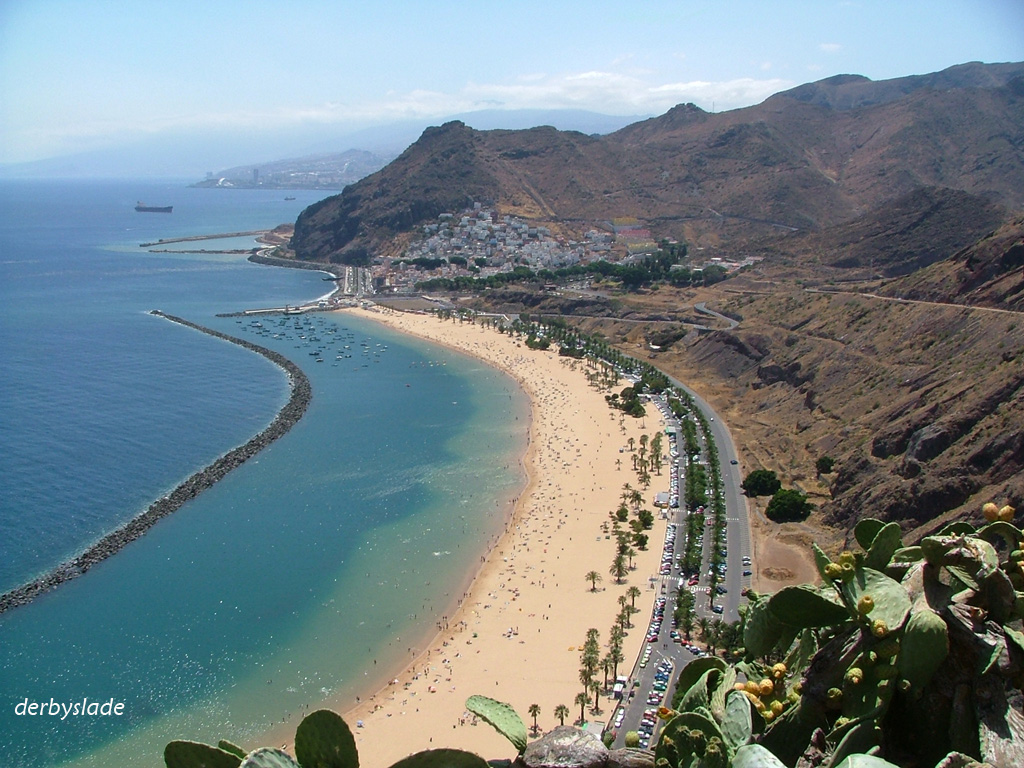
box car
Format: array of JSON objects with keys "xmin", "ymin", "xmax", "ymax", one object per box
[
  {"xmin": 712, "ymin": 605, "xmax": 724, "ymax": 614},
  {"xmin": 743, "ymin": 569, "xmax": 753, "ymax": 576},
  {"xmin": 730, "ymin": 459, "xmax": 738, "ymax": 465}
]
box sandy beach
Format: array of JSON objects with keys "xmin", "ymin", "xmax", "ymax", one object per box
[{"xmin": 266, "ymin": 305, "xmax": 671, "ymax": 765}]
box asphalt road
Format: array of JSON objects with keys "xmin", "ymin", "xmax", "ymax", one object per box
[{"xmin": 607, "ymin": 385, "xmax": 751, "ymax": 747}]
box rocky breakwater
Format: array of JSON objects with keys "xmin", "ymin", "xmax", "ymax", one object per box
[{"xmin": 0, "ymin": 311, "xmax": 312, "ymax": 616}]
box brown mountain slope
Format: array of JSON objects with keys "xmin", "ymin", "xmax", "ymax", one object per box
[
  {"xmin": 757, "ymin": 186, "xmax": 1008, "ymax": 277},
  {"xmin": 878, "ymin": 214, "xmax": 1024, "ymax": 310},
  {"xmin": 292, "ymin": 62, "xmax": 1024, "ymax": 264},
  {"xmin": 547, "ymin": 284, "xmax": 1024, "ymax": 546}
]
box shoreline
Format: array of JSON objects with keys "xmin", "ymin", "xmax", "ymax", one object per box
[
  {"xmin": 260, "ymin": 305, "xmax": 668, "ymax": 766},
  {"xmin": 0, "ymin": 311, "xmax": 311, "ymax": 616}
]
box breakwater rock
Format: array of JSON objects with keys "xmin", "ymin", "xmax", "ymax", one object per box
[{"xmin": 0, "ymin": 311, "xmax": 311, "ymax": 616}]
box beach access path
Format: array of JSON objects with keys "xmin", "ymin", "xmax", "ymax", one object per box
[{"xmin": 265, "ymin": 306, "xmax": 670, "ymax": 765}]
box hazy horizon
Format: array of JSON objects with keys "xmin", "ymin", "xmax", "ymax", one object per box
[{"xmin": 2, "ymin": 0, "xmax": 1023, "ymax": 177}]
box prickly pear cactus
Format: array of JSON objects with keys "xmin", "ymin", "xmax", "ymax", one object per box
[
  {"xmin": 294, "ymin": 709, "xmax": 358, "ymax": 768},
  {"xmin": 659, "ymin": 508, "xmax": 1024, "ymax": 768},
  {"xmin": 219, "ymin": 741, "xmax": 248, "ymax": 760},
  {"xmin": 164, "ymin": 740, "xmax": 242, "ymax": 768},
  {"xmin": 239, "ymin": 748, "xmax": 302, "ymax": 768},
  {"xmin": 385, "ymin": 748, "xmax": 491, "ymax": 768},
  {"xmin": 464, "ymin": 695, "xmax": 528, "ymax": 754}
]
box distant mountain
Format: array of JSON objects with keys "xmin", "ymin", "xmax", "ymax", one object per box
[
  {"xmin": 0, "ymin": 109, "xmax": 646, "ymax": 181},
  {"xmin": 191, "ymin": 149, "xmax": 396, "ymax": 191},
  {"xmin": 292, "ymin": 61, "xmax": 1024, "ymax": 265}
]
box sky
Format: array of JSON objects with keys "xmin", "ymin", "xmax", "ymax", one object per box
[{"xmin": 1, "ymin": 0, "xmax": 1022, "ymax": 174}]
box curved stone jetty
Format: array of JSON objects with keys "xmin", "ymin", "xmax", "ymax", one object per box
[{"xmin": 0, "ymin": 311, "xmax": 311, "ymax": 616}]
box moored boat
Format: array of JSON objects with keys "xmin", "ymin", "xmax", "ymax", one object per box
[{"xmin": 135, "ymin": 202, "xmax": 173, "ymax": 213}]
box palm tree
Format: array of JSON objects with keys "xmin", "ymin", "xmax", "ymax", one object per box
[
  {"xmin": 554, "ymin": 704, "xmax": 570, "ymax": 726},
  {"xmin": 610, "ymin": 553, "xmax": 627, "ymax": 584},
  {"xmin": 575, "ymin": 691, "xmax": 588, "ymax": 725},
  {"xmin": 625, "ymin": 546, "xmax": 637, "ymax": 570},
  {"xmin": 528, "ymin": 703, "xmax": 541, "ymax": 734},
  {"xmin": 589, "ymin": 679, "xmax": 603, "ymax": 713},
  {"xmin": 626, "ymin": 585, "xmax": 641, "ymax": 609},
  {"xmin": 585, "ymin": 570, "xmax": 602, "ymax": 592},
  {"xmin": 697, "ymin": 617, "xmax": 711, "ymax": 647}
]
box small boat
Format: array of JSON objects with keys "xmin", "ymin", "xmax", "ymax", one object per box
[
  {"xmin": 135, "ymin": 202, "xmax": 173, "ymax": 213},
  {"xmin": 284, "ymin": 196, "xmax": 296, "ymax": 201}
]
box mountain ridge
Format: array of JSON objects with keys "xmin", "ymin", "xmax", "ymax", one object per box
[{"xmin": 292, "ymin": 61, "xmax": 1024, "ymax": 265}]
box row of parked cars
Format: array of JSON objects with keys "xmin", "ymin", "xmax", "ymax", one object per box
[
  {"xmin": 646, "ymin": 596, "xmax": 667, "ymax": 642},
  {"xmin": 659, "ymin": 523, "xmax": 678, "ymax": 576},
  {"xmin": 635, "ymin": 659, "xmax": 674, "ymax": 748}
]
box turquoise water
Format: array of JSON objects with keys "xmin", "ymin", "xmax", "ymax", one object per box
[{"xmin": 0, "ymin": 180, "xmax": 529, "ymax": 767}]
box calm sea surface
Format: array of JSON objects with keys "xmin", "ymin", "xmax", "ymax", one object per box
[{"xmin": 0, "ymin": 179, "xmax": 529, "ymax": 767}]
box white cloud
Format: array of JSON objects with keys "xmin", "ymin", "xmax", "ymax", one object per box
[
  {"xmin": 819, "ymin": 43, "xmax": 843, "ymax": 53},
  {"xmin": 1, "ymin": 69, "xmax": 796, "ymax": 163}
]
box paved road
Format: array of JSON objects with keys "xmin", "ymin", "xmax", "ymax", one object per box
[{"xmin": 607, "ymin": 386, "xmax": 752, "ymax": 747}]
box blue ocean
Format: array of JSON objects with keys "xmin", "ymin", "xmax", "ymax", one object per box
[{"xmin": 0, "ymin": 179, "xmax": 529, "ymax": 767}]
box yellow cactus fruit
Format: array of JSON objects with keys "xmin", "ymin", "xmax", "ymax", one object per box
[
  {"xmin": 838, "ymin": 551, "xmax": 856, "ymax": 567},
  {"xmin": 982, "ymin": 502, "xmax": 999, "ymax": 521},
  {"xmin": 840, "ymin": 562, "xmax": 856, "ymax": 581},
  {"xmin": 857, "ymin": 595, "xmax": 875, "ymax": 616},
  {"xmin": 734, "ymin": 682, "xmax": 747, "ymax": 692},
  {"xmin": 771, "ymin": 662, "xmax": 787, "ymax": 679},
  {"xmin": 745, "ymin": 680, "xmax": 760, "ymax": 695},
  {"xmin": 871, "ymin": 619, "xmax": 889, "ymax": 638},
  {"xmin": 826, "ymin": 687, "xmax": 843, "ymax": 708},
  {"xmin": 743, "ymin": 691, "xmax": 764, "ymax": 710},
  {"xmin": 770, "ymin": 700, "xmax": 784, "ymax": 716},
  {"xmin": 844, "ymin": 667, "xmax": 864, "ymax": 686},
  {"xmin": 759, "ymin": 679, "xmax": 775, "ymax": 697},
  {"xmin": 762, "ymin": 709, "xmax": 776, "ymax": 723},
  {"xmin": 657, "ymin": 706, "xmax": 678, "ymax": 720},
  {"xmin": 824, "ymin": 562, "xmax": 843, "ymax": 580},
  {"xmin": 998, "ymin": 505, "xmax": 1016, "ymax": 522}
]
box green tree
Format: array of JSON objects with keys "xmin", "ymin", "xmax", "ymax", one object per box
[
  {"xmin": 626, "ymin": 585, "xmax": 641, "ymax": 609},
  {"xmin": 554, "ymin": 703, "xmax": 570, "ymax": 726},
  {"xmin": 765, "ymin": 488, "xmax": 813, "ymax": 522},
  {"xmin": 816, "ymin": 455, "xmax": 835, "ymax": 475},
  {"xmin": 528, "ymin": 703, "xmax": 541, "ymax": 734},
  {"xmin": 742, "ymin": 468, "xmax": 781, "ymax": 497},
  {"xmin": 609, "ymin": 553, "xmax": 628, "ymax": 584},
  {"xmin": 575, "ymin": 691, "xmax": 588, "ymax": 725},
  {"xmin": 585, "ymin": 570, "xmax": 602, "ymax": 591}
]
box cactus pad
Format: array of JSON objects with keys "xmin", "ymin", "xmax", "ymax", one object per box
[
  {"xmin": 239, "ymin": 749, "xmax": 302, "ymax": 768},
  {"xmin": 731, "ymin": 744, "xmax": 788, "ymax": 768},
  {"xmin": 840, "ymin": 567, "xmax": 910, "ymax": 635},
  {"xmin": 164, "ymin": 740, "xmax": 242, "ymax": 768},
  {"xmin": 769, "ymin": 585, "xmax": 850, "ymax": 628},
  {"xmin": 865, "ymin": 523, "xmax": 903, "ymax": 571},
  {"xmin": 464, "ymin": 695, "xmax": 528, "ymax": 754},
  {"xmin": 720, "ymin": 690, "xmax": 753, "ymax": 752},
  {"xmin": 385, "ymin": 749, "xmax": 490, "ymax": 768},
  {"xmin": 898, "ymin": 609, "xmax": 949, "ymax": 691},
  {"xmin": 219, "ymin": 741, "xmax": 248, "ymax": 760},
  {"xmin": 294, "ymin": 709, "xmax": 358, "ymax": 768}
]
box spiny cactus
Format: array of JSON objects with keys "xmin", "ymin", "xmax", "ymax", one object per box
[
  {"xmin": 240, "ymin": 749, "xmax": 303, "ymax": 768},
  {"xmin": 293, "ymin": 709, "xmax": 358, "ymax": 768},
  {"xmin": 464, "ymin": 694, "xmax": 529, "ymax": 754},
  {"xmin": 659, "ymin": 507, "xmax": 1024, "ymax": 768},
  {"xmin": 164, "ymin": 700, "xmax": 509, "ymax": 768},
  {"xmin": 164, "ymin": 740, "xmax": 242, "ymax": 768}
]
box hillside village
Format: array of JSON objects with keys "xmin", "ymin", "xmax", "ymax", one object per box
[{"xmin": 356, "ymin": 203, "xmax": 755, "ymax": 294}]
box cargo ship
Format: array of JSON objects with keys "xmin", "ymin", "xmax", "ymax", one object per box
[{"xmin": 135, "ymin": 202, "xmax": 173, "ymax": 213}]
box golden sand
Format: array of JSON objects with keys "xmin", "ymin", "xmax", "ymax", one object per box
[{"xmin": 266, "ymin": 305, "xmax": 672, "ymax": 765}]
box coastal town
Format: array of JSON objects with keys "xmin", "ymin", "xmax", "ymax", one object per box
[{"xmin": 294, "ymin": 202, "xmax": 759, "ymax": 297}]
